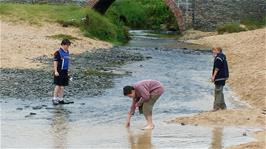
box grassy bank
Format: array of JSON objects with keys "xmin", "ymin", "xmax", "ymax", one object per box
[
  {"xmin": 0, "ymin": 3, "xmax": 128, "ymax": 43},
  {"xmin": 0, "ymin": 2, "xmax": 179, "ymax": 43}
]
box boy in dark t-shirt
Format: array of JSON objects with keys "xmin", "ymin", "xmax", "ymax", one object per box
[
  {"xmin": 211, "ymin": 47, "xmax": 229, "ymax": 111},
  {"xmin": 52, "ymin": 39, "xmax": 72, "ymax": 105}
]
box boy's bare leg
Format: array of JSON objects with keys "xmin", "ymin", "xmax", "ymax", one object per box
[
  {"xmin": 53, "ymin": 85, "xmax": 60, "ymax": 99},
  {"xmin": 59, "ymin": 86, "xmax": 64, "ymax": 100},
  {"xmin": 143, "ymin": 112, "xmax": 154, "ymax": 129}
]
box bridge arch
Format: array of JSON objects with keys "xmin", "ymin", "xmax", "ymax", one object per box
[{"xmin": 86, "ymin": 0, "xmax": 186, "ymax": 32}]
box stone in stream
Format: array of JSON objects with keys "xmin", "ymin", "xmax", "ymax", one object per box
[
  {"xmin": 25, "ymin": 112, "xmax": 37, "ymax": 118},
  {"xmin": 45, "ymin": 107, "xmax": 55, "ymax": 110},
  {"xmin": 30, "ymin": 112, "xmax": 37, "ymax": 115},
  {"xmin": 24, "ymin": 105, "xmax": 30, "ymax": 108},
  {"xmin": 16, "ymin": 108, "xmax": 23, "ymax": 111},
  {"xmin": 32, "ymin": 106, "xmax": 43, "ymax": 110}
]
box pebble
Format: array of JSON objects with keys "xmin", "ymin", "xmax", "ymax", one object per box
[
  {"xmin": 16, "ymin": 108, "xmax": 23, "ymax": 110},
  {"xmin": 30, "ymin": 112, "xmax": 37, "ymax": 115},
  {"xmin": 32, "ymin": 106, "xmax": 43, "ymax": 110}
]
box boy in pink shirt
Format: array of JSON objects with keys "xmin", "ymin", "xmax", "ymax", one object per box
[{"xmin": 123, "ymin": 80, "xmax": 164, "ymax": 129}]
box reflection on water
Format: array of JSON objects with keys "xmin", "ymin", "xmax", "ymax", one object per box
[
  {"xmin": 127, "ymin": 129, "xmax": 154, "ymax": 149},
  {"xmin": 51, "ymin": 105, "xmax": 70, "ymax": 149},
  {"xmin": 210, "ymin": 127, "xmax": 223, "ymax": 149}
]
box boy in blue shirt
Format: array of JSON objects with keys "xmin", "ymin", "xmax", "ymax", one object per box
[{"xmin": 52, "ymin": 39, "xmax": 72, "ymax": 105}]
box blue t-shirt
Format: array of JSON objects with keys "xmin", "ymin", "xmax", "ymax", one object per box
[{"xmin": 54, "ymin": 48, "xmax": 70, "ymax": 70}]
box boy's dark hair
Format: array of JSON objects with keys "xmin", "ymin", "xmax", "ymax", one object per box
[
  {"xmin": 123, "ymin": 86, "xmax": 134, "ymax": 96},
  {"xmin": 61, "ymin": 39, "xmax": 71, "ymax": 45}
]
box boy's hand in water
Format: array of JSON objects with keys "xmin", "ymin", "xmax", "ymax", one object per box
[{"xmin": 125, "ymin": 113, "xmax": 132, "ymax": 128}]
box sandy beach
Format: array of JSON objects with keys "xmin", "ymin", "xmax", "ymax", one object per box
[
  {"xmin": 173, "ymin": 28, "xmax": 266, "ymax": 148},
  {"xmin": 0, "ymin": 20, "xmax": 112, "ymax": 69}
]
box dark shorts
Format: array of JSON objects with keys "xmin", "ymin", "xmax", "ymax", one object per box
[{"xmin": 54, "ymin": 70, "xmax": 69, "ymax": 86}]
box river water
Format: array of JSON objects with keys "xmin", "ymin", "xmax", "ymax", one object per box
[{"xmin": 1, "ymin": 30, "xmax": 259, "ymax": 148}]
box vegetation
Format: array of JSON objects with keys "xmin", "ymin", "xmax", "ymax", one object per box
[
  {"xmin": 217, "ymin": 23, "xmax": 246, "ymax": 34},
  {"xmin": 217, "ymin": 17, "xmax": 266, "ymax": 34},
  {"xmin": 0, "ymin": 2, "xmax": 179, "ymax": 43},
  {"xmin": 240, "ymin": 17, "xmax": 266, "ymax": 30},
  {"xmin": 106, "ymin": 0, "xmax": 179, "ymax": 31}
]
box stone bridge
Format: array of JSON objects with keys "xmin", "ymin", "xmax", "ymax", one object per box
[{"xmin": 86, "ymin": 0, "xmax": 265, "ymax": 31}]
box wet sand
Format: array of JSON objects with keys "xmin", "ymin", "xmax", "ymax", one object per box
[{"xmin": 173, "ymin": 28, "xmax": 266, "ymax": 148}]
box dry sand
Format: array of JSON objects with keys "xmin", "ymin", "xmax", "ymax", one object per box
[
  {"xmin": 0, "ymin": 20, "xmax": 112, "ymax": 69},
  {"xmin": 173, "ymin": 28, "xmax": 266, "ymax": 148}
]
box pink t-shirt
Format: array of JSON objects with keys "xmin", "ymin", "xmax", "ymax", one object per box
[{"xmin": 129, "ymin": 80, "xmax": 164, "ymax": 115}]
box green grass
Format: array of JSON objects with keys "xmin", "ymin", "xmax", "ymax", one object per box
[
  {"xmin": 0, "ymin": 3, "xmax": 129, "ymax": 43},
  {"xmin": 81, "ymin": 11, "xmax": 129, "ymax": 43},
  {"xmin": 217, "ymin": 17, "xmax": 266, "ymax": 34},
  {"xmin": 0, "ymin": 2, "xmax": 180, "ymax": 43},
  {"xmin": 0, "ymin": 3, "xmax": 87, "ymax": 25},
  {"xmin": 240, "ymin": 17, "xmax": 266, "ymax": 30},
  {"xmin": 217, "ymin": 22, "xmax": 246, "ymax": 34}
]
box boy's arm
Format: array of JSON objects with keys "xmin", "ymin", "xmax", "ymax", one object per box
[
  {"xmin": 54, "ymin": 61, "xmax": 59, "ymax": 76},
  {"xmin": 125, "ymin": 113, "xmax": 132, "ymax": 128},
  {"xmin": 126, "ymin": 98, "xmax": 138, "ymax": 127},
  {"xmin": 211, "ymin": 69, "xmax": 219, "ymax": 82},
  {"xmin": 53, "ymin": 51, "xmax": 60, "ymax": 76},
  {"xmin": 212, "ymin": 57, "xmax": 223, "ymax": 82}
]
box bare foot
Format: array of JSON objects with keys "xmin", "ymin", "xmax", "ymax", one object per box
[{"xmin": 142, "ymin": 125, "xmax": 154, "ymax": 130}]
